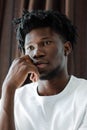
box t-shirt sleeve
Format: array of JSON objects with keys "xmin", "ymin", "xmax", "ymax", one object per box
[{"xmin": 79, "ymin": 108, "xmax": 87, "ymax": 130}]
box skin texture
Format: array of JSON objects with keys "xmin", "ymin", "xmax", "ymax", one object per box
[
  {"xmin": 0, "ymin": 27, "xmax": 72, "ymax": 130},
  {"xmin": 25, "ymin": 27, "xmax": 72, "ymax": 95}
]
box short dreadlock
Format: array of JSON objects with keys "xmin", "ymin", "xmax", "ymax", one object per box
[{"xmin": 13, "ymin": 10, "xmax": 78, "ymax": 52}]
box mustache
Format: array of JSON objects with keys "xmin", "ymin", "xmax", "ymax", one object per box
[{"xmin": 33, "ymin": 60, "xmax": 49, "ymax": 65}]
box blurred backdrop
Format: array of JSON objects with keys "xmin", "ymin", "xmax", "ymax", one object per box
[{"xmin": 0, "ymin": 0, "xmax": 87, "ymax": 96}]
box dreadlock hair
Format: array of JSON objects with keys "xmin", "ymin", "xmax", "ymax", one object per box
[{"xmin": 13, "ymin": 10, "xmax": 78, "ymax": 52}]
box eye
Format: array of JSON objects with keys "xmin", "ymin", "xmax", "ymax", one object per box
[
  {"xmin": 29, "ymin": 45, "xmax": 35, "ymax": 50},
  {"xmin": 43, "ymin": 41, "xmax": 52, "ymax": 46}
]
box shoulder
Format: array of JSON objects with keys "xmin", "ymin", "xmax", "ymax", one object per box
[
  {"xmin": 72, "ymin": 75, "xmax": 87, "ymax": 91},
  {"xmin": 72, "ymin": 75, "xmax": 87, "ymax": 105},
  {"xmin": 14, "ymin": 82, "xmax": 38, "ymax": 101},
  {"xmin": 72, "ymin": 75, "xmax": 87, "ymax": 93}
]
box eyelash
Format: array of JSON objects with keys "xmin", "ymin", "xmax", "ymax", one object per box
[
  {"xmin": 29, "ymin": 45, "xmax": 35, "ymax": 50},
  {"xmin": 43, "ymin": 41, "xmax": 52, "ymax": 46}
]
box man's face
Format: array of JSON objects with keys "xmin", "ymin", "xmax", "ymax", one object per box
[{"xmin": 24, "ymin": 27, "xmax": 67, "ymax": 80}]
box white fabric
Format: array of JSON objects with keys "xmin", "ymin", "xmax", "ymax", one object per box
[{"xmin": 0, "ymin": 75, "xmax": 87, "ymax": 130}]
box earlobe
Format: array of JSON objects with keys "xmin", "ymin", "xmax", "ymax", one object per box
[{"xmin": 64, "ymin": 41, "xmax": 72, "ymax": 56}]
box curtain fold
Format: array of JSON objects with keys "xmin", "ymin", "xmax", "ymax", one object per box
[{"xmin": 0, "ymin": 0, "xmax": 87, "ymax": 96}]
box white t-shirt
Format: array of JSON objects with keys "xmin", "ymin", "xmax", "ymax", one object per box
[{"xmin": 0, "ymin": 75, "xmax": 87, "ymax": 130}]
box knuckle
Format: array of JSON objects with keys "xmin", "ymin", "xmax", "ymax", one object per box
[
  {"xmin": 22, "ymin": 64, "xmax": 36, "ymax": 73},
  {"xmin": 21, "ymin": 65, "xmax": 29, "ymax": 72},
  {"xmin": 13, "ymin": 57, "xmax": 23, "ymax": 64},
  {"xmin": 13, "ymin": 58, "xmax": 20, "ymax": 63}
]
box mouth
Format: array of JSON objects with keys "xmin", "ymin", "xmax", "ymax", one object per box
[{"xmin": 34, "ymin": 61, "xmax": 49, "ymax": 68}]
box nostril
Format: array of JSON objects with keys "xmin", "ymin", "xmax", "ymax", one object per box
[{"xmin": 33, "ymin": 50, "xmax": 45, "ymax": 59}]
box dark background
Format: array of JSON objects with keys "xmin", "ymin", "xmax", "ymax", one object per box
[{"xmin": 0, "ymin": 0, "xmax": 87, "ymax": 96}]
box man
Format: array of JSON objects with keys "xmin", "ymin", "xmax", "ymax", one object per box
[{"xmin": 0, "ymin": 10, "xmax": 87, "ymax": 130}]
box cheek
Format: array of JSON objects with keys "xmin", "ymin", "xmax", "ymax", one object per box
[
  {"xmin": 56, "ymin": 47, "xmax": 64, "ymax": 59},
  {"xmin": 25, "ymin": 44, "xmax": 38, "ymax": 58},
  {"xmin": 49, "ymin": 46, "xmax": 64, "ymax": 59},
  {"xmin": 25, "ymin": 49, "xmax": 37, "ymax": 58},
  {"xmin": 49, "ymin": 46, "xmax": 64, "ymax": 66},
  {"xmin": 25, "ymin": 49, "xmax": 38, "ymax": 61}
]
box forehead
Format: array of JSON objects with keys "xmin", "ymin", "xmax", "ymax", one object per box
[{"xmin": 25, "ymin": 27, "xmax": 59, "ymax": 44}]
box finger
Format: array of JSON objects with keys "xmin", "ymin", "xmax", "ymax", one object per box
[
  {"xmin": 30, "ymin": 73, "xmax": 39, "ymax": 82},
  {"xmin": 29, "ymin": 67, "xmax": 40, "ymax": 78},
  {"xmin": 19, "ymin": 55, "xmax": 32, "ymax": 62}
]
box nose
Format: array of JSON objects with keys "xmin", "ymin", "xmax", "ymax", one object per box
[{"xmin": 33, "ymin": 46, "xmax": 45, "ymax": 59}]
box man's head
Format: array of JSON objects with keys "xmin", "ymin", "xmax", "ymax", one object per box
[
  {"xmin": 14, "ymin": 10, "xmax": 77, "ymax": 53},
  {"xmin": 13, "ymin": 10, "xmax": 78, "ymax": 79}
]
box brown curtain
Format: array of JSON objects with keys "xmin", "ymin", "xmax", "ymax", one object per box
[{"xmin": 0, "ymin": 0, "xmax": 87, "ymax": 96}]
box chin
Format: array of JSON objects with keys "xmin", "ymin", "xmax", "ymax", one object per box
[
  {"xmin": 39, "ymin": 71, "xmax": 57, "ymax": 80},
  {"xmin": 39, "ymin": 66, "xmax": 62, "ymax": 80}
]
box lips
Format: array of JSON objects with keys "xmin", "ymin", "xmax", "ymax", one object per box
[{"xmin": 34, "ymin": 61, "xmax": 49, "ymax": 68}]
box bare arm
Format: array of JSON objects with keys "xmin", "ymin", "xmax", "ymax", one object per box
[
  {"xmin": 0, "ymin": 86, "xmax": 16, "ymax": 130},
  {"xmin": 0, "ymin": 55, "xmax": 39, "ymax": 130}
]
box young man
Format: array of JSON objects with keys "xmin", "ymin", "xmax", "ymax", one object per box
[{"xmin": 0, "ymin": 10, "xmax": 87, "ymax": 130}]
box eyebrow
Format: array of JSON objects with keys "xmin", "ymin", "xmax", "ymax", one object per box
[
  {"xmin": 40, "ymin": 37, "xmax": 51, "ymax": 40},
  {"xmin": 26, "ymin": 37, "xmax": 52, "ymax": 45},
  {"xmin": 26, "ymin": 37, "xmax": 52, "ymax": 44}
]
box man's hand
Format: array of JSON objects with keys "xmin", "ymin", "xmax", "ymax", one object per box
[
  {"xmin": 2, "ymin": 55, "xmax": 39, "ymax": 90},
  {"xmin": 0, "ymin": 55, "xmax": 40, "ymax": 130}
]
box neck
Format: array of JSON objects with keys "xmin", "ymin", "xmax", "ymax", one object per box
[{"xmin": 37, "ymin": 72, "xmax": 70, "ymax": 96}]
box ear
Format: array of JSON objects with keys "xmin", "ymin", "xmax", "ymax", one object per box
[{"xmin": 64, "ymin": 41, "xmax": 72, "ymax": 56}]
